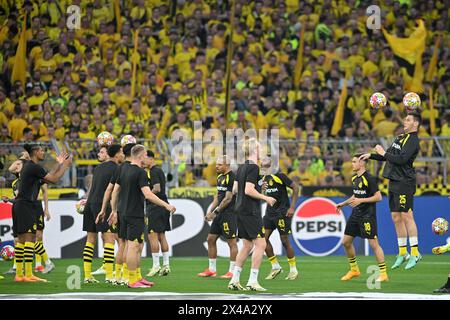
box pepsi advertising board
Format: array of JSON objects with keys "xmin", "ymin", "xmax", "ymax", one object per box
[
  {"xmin": 0, "ymin": 202, "xmax": 13, "ymax": 248},
  {"xmin": 291, "ymin": 196, "xmax": 450, "ymax": 256},
  {"xmin": 0, "ymin": 197, "xmax": 449, "ymax": 258}
]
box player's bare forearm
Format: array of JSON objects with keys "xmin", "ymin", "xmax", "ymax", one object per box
[
  {"xmin": 245, "ymin": 184, "xmax": 266, "ymax": 201},
  {"xmin": 216, "ymin": 192, "xmax": 232, "ymax": 213},
  {"xmin": 44, "ymin": 159, "xmax": 71, "ymax": 184},
  {"xmin": 290, "ymin": 182, "xmax": 299, "ymax": 211},
  {"xmin": 101, "ymin": 184, "xmax": 113, "ymax": 212},
  {"xmin": 42, "ymin": 184, "xmax": 49, "ymax": 212},
  {"xmin": 210, "ymin": 195, "xmax": 219, "ymax": 213},
  {"xmin": 142, "ymin": 187, "xmax": 171, "ymax": 210},
  {"xmin": 110, "ymin": 185, "xmax": 120, "ymax": 213},
  {"xmin": 339, "ymin": 195, "xmax": 355, "ymax": 207},
  {"xmin": 358, "ymin": 192, "xmax": 382, "ymax": 204},
  {"xmin": 8, "ymin": 160, "xmax": 20, "ymax": 173}
]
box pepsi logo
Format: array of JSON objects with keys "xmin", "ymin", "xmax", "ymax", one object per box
[
  {"xmin": 292, "ymin": 197, "xmax": 345, "ymax": 257},
  {"xmin": 0, "ymin": 202, "xmax": 14, "ymax": 247}
]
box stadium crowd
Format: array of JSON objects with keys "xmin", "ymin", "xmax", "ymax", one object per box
[{"xmin": 0, "ymin": 0, "xmax": 448, "ymax": 188}]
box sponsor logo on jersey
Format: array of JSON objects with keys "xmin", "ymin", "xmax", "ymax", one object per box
[{"xmin": 392, "ymin": 142, "xmax": 401, "ymax": 150}]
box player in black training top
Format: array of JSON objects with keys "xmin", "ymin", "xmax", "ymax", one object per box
[
  {"xmin": 361, "ymin": 112, "xmax": 422, "ymax": 270},
  {"xmin": 336, "ymin": 154, "xmax": 387, "ymax": 283},
  {"xmin": 198, "ymin": 156, "xmax": 238, "ymax": 279},
  {"xmin": 12, "ymin": 144, "xmax": 71, "ymax": 283},
  {"xmin": 97, "ymin": 142, "xmax": 135, "ymax": 285},
  {"xmin": 110, "ymin": 145, "xmax": 176, "ymax": 289},
  {"xmin": 82, "ymin": 144, "xmax": 124, "ymax": 284},
  {"xmin": 260, "ymin": 157, "xmax": 299, "ymax": 281},
  {"xmin": 144, "ymin": 150, "xmax": 173, "ymax": 277},
  {"xmin": 228, "ymin": 138, "xmax": 276, "ymax": 292}
]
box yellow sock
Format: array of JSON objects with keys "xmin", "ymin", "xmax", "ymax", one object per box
[
  {"xmin": 104, "ymin": 243, "xmax": 115, "ymax": 280},
  {"xmin": 24, "ymin": 242, "xmax": 34, "ymax": 277},
  {"xmin": 348, "ymin": 257, "xmax": 359, "ymax": 272},
  {"xmin": 35, "ymin": 253, "xmax": 42, "ymax": 266},
  {"xmin": 378, "ymin": 262, "xmax": 387, "ymax": 275},
  {"xmin": 115, "ymin": 264, "xmax": 123, "ymax": 280},
  {"xmin": 15, "ymin": 243, "xmax": 24, "ymax": 277},
  {"xmin": 123, "ymin": 263, "xmax": 129, "ymax": 281},
  {"xmin": 399, "ymin": 246, "xmax": 408, "ymax": 256},
  {"xmin": 34, "ymin": 241, "xmax": 48, "ymax": 265},
  {"xmin": 129, "ymin": 270, "xmax": 137, "ymax": 285},
  {"xmin": 410, "ymin": 246, "xmax": 419, "ymax": 257},
  {"xmin": 137, "ymin": 267, "xmax": 142, "ymax": 281},
  {"xmin": 287, "ymin": 257, "xmax": 296, "ymax": 268},
  {"xmin": 83, "ymin": 242, "xmax": 95, "ymax": 279},
  {"xmin": 268, "ymin": 256, "xmax": 279, "ymax": 266}
]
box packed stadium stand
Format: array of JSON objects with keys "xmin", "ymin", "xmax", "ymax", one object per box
[{"xmin": 0, "ymin": 0, "xmax": 448, "ymax": 192}]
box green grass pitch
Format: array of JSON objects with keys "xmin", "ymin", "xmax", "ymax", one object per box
[{"xmin": 0, "ymin": 255, "xmax": 448, "ymax": 295}]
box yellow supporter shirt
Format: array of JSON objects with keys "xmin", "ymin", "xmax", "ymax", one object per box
[
  {"xmin": 54, "ymin": 52, "xmax": 75, "ymax": 66},
  {"xmin": 34, "ymin": 58, "xmax": 57, "ymax": 82},
  {"xmin": 55, "ymin": 127, "xmax": 67, "ymax": 140},
  {"xmin": 372, "ymin": 120, "xmax": 399, "ymax": 138},
  {"xmin": 247, "ymin": 113, "xmax": 268, "ymax": 132},
  {"xmin": 0, "ymin": 97, "xmax": 15, "ymax": 115},
  {"xmin": 288, "ymin": 170, "xmax": 317, "ymax": 186},
  {"xmin": 279, "ymin": 127, "xmax": 296, "ymax": 140},
  {"xmin": 265, "ymin": 109, "xmax": 289, "ymax": 127},
  {"xmin": 8, "ymin": 118, "xmax": 28, "ymax": 141},
  {"xmin": 362, "ymin": 60, "xmax": 380, "ymax": 78}
]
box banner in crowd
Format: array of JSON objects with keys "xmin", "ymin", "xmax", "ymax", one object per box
[{"xmin": 0, "ymin": 197, "xmax": 448, "ymax": 258}]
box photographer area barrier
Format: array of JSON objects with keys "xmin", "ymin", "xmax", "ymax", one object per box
[{"xmin": 0, "ymin": 197, "xmax": 448, "ymax": 258}]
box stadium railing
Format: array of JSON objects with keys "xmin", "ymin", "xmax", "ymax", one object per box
[{"xmin": 0, "ymin": 137, "xmax": 448, "ymax": 191}]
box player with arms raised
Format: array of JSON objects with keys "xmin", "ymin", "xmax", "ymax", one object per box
[{"xmin": 360, "ymin": 113, "xmax": 422, "ymax": 270}]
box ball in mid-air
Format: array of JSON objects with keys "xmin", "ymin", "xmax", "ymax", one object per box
[
  {"xmin": 97, "ymin": 131, "xmax": 114, "ymax": 147},
  {"xmin": 75, "ymin": 198, "xmax": 87, "ymax": 214},
  {"xmin": 432, "ymin": 217, "xmax": 449, "ymax": 236},
  {"xmin": 403, "ymin": 92, "xmax": 421, "ymax": 112},
  {"xmin": 369, "ymin": 92, "xmax": 387, "ymax": 109},
  {"xmin": 0, "ymin": 245, "xmax": 14, "ymax": 261},
  {"xmin": 121, "ymin": 134, "xmax": 137, "ymax": 147}
]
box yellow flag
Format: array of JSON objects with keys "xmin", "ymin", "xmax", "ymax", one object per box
[
  {"xmin": 114, "ymin": 0, "xmax": 122, "ymax": 33},
  {"xmin": 157, "ymin": 109, "xmax": 172, "ymax": 140},
  {"xmin": 331, "ymin": 75, "xmax": 348, "ymax": 136},
  {"xmin": 224, "ymin": 0, "xmax": 236, "ymax": 128},
  {"xmin": 131, "ymin": 29, "xmax": 139, "ymax": 98},
  {"xmin": 426, "ymin": 36, "xmax": 441, "ymax": 82},
  {"xmin": 294, "ymin": 26, "xmax": 305, "ymax": 91},
  {"xmin": 382, "ymin": 20, "xmax": 426, "ymax": 93},
  {"xmin": 11, "ymin": 13, "xmax": 27, "ymax": 88},
  {"xmin": 429, "ymin": 87, "xmax": 436, "ymax": 135}
]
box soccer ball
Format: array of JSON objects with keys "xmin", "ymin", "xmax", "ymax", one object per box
[
  {"xmin": 75, "ymin": 199, "xmax": 87, "ymax": 214},
  {"xmin": 403, "ymin": 92, "xmax": 421, "ymax": 112},
  {"xmin": 121, "ymin": 134, "xmax": 137, "ymax": 146},
  {"xmin": 432, "ymin": 218, "xmax": 449, "ymax": 236},
  {"xmin": 1, "ymin": 245, "xmax": 15, "ymax": 261},
  {"xmin": 369, "ymin": 92, "xmax": 387, "ymax": 109},
  {"xmin": 97, "ymin": 131, "xmax": 114, "ymax": 147}
]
